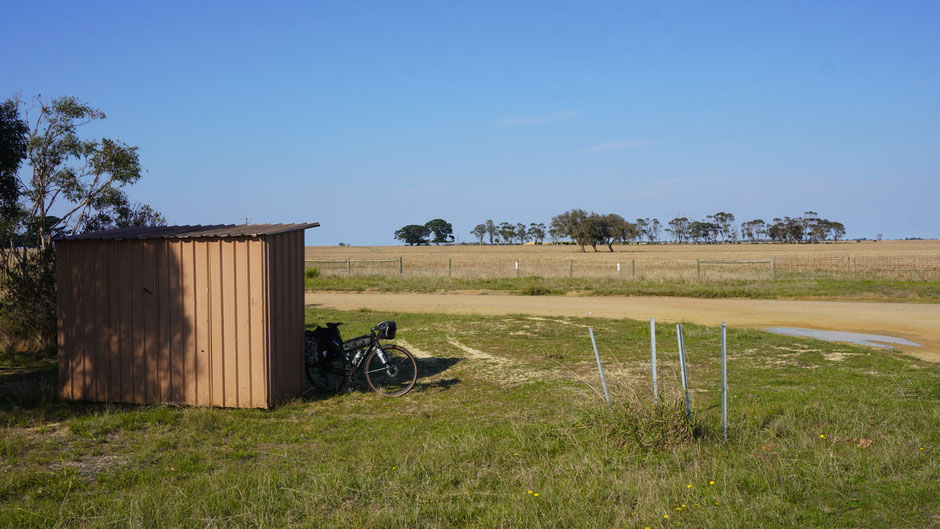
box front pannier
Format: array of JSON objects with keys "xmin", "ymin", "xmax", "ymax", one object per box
[{"xmin": 375, "ymin": 320, "xmax": 397, "ymax": 340}]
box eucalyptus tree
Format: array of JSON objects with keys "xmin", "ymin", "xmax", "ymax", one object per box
[
  {"xmin": 471, "ymin": 223, "xmax": 486, "ymax": 244},
  {"xmin": 707, "ymin": 212, "xmax": 736, "ymax": 242},
  {"xmin": 15, "ymin": 95, "xmax": 162, "ymax": 250},
  {"xmin": 526, "ymin": 222, "xmax": 546, "ymax": 244},
  {"xmin": 636, "ymin": 217, "xmax": 662, "ymax": 243},
  {"xmin": 484, "ymin": 219, "xmax": 497, "ymax": 244},
  {"xmin": 667, "ymin": 217, "xmax": 690, "ymax": 243},
  {"xmin": 552, "ymin": 209, "xmax": 590, "ymax": 251},
  {"xmin": 740, "ymin": 219, "xmax": 766, "ymax": 242},
  {"xmin": 498, "ymin": 222, "xmax": 516, "ymax": 244},
  {"xmin": 515, "ymin": 223, "xmax": 528, "ymax": 244}
]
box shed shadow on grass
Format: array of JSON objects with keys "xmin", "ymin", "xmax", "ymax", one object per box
[{"xmin": 300, "ymin": 356, "xmax": 462, "ymax": 401}]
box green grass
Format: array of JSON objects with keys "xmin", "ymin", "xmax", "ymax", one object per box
[
  {"xmin": 306, "ymin": 275, "xmax": 940, "ymax": 302},
  {"xmin": 1, "ymin": 309, "xmax": 938, "ymax": 527}
]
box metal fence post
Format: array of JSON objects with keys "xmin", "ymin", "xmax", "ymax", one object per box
[
  {"xmin": 569, "ymin": 258, "xmax": 573, "ymax": 278},
  {"xmin": 721, "ymin": 322, "xmax": 728, "ymax": 441},
  {"xmin": 515, "ymin": 260, "xmax": 519, "ymax": 278},
  {"xmin": 771, "ymin": 257, "xmax": 777, "ymax": 282},
  {"xmin": 399, "ymin": 256, "xmax": 403, "ymax": 274},
  {"xmin": 588, "ymin": 327, "xmax": 610, "ymax": 405},
  {"xmin": 632, "ymin": 259, "xmax": 636, "ymax": 279},
  {"xmin": 346, "ymin": 258, "xmax": 351, "ymax": 275},
  {"xmin": 677, "ymin": 324, "xmax": 691, "ymax": 420},
  {"xmin": 651, "ymin": 318, "xmax": 657, "ymax": 404},
  {"xmin": 448, "ymin": 258, "xmax": 453, "ymax": 279},
  {"xmin": 696, "ymin": 260, "xmax": 701, "ymax": 281}
]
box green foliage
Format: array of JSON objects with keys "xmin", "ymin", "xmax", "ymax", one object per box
[
  {"xmin": 9, "ymin": 94, "xmax": 164, "ymax": 248},
  {"xmin": 304, "ymin": 267, "xmax": 320, "ymax": 280},
  {"xmin": 580, "ymin": 392, "xmax": 708, "ymax": 450},
  {"xmin": 0, "ymin": 249, "xmax": 57, "ymax": 353},
  {"xmin": 394, "ymin": 224, "xmax": 431, "ymax": 245},
  {"xmin": 519, "ymin": 285, "xmax": 555, "ymax": 296},
  {"xmin": 424, "ymin": 218, "xmax": 454, "ymax": 244}
]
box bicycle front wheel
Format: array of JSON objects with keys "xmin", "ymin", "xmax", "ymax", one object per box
[{"xmin": 363, "ymin": 344, "xmax": 417, "ymax": 397}]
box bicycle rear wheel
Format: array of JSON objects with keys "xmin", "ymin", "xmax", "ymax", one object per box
[{"xmin": 363, "ymin": 344, "xmax": 417, "ymax": 397}]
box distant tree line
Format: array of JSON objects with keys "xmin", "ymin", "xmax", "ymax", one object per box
[
  {"xmin": 461, "ymin": 210, "xmax": 846, "ymax": 252},
  {"xmin": 470, "ymin": 220, "xmax": 547, "ymax": 246}
]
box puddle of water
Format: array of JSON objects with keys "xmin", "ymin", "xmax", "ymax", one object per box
[{"xmin": 765, "ymin": 327, "xmax": 922, "ymax": 349}]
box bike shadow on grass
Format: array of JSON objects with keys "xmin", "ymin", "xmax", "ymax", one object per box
[{"xmin": 301, "ymin": 356, "xmax": 463, "ymax": 402}]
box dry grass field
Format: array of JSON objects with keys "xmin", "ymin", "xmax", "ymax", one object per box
[{"xmin": 306, "ymin": 240, "xmax": 940, "ymax": 281}]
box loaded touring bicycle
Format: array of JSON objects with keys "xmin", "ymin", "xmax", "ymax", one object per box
[{"xmin": 305, "ymin": 320, "xmax": 417, "ymax": 397}]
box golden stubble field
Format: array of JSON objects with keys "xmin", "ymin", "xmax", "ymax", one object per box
[{"xmin": 305, "ymin": 240, "xmax": 940, "ymax": 281}]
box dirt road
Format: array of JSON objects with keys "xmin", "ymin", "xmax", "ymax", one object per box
[{"xmin": 305, "ymin": 292, "xmax": 940, "ymax": 362}]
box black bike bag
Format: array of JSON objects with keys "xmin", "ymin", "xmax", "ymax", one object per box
[
  {"xmin": 342, "ymin": 335, "xmax": 372, "ymax": 352},
  {"xmin": 374, "ymin": 321, "xmax": 397, "ymax": 340}
]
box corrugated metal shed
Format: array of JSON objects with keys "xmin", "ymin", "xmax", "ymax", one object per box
[{"xmin": 54, "ymin": 223, "xmax": 318, "ymax": 408}]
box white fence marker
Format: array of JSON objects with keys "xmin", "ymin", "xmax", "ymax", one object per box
[
  {"xmin": 651, "ymin": 318, "xmax": 658, "ymax": 404},
  {"xmin": 721, "ymin": 322, "xmax": 728, "ymax": 441}
]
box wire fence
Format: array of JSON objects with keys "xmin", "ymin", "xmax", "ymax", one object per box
[{"xmin": 306, "ymin": 253, "xmax": 940, "ymax": 282}]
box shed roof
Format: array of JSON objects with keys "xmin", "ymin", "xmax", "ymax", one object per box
[{"xmin": 56, "ymin": 222, "xmax": 320, "ymax": 241}]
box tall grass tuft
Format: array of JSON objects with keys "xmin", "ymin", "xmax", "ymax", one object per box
[{"xmin": 579, "ymin": 390, "xmax": 711, "ymax": 450}]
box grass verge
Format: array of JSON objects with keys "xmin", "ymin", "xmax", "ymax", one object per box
[
  {"xmin": 306, "ymin": 275, "xmax": 940, "ymax": 302},
  {"xmin": 1, "ymin": 309, "xmax": 938, "ymax": 527}
]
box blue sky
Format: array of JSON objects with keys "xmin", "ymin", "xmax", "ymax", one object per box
[{"xmin": 3, "ymin": 1, "xmax": 938, "ymax": 244}]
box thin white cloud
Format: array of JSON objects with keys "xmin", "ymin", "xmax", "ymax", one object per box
[
  {"xmin": 586, "ymin": 140, "xmax": 656, "ymax": 153},
  {"xmin": 498, "ymin": 110, "xmax": 579, "ymax": 127}
]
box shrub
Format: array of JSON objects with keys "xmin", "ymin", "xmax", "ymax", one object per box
[
  {"xmin": 304, "ymin": 267, "xmax": 321, "ymax": 280},
  {"xmin": 0, "ymin": 248, "xmax": 57, "ymax": 355},
  {"xmin": 519, "ymin": 285, "xmax": 555, "ymax": 296},
  {"xmin": 579, "ymin": 390, "xmax": 710, "ymax": 450}
]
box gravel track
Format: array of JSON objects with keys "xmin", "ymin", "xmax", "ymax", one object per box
[{"xmin": 305, "ymin": 292, "xmax": 940, "ymax": 362}]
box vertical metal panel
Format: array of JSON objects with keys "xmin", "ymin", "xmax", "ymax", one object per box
[
  {"xmin": 156, "ymin": 240, "xmax": 170, "ymax": 401},
  {"xmin": 194, "ymin": 241, "xmax": 211, "ymax": 405},
  {"xmin": 235, "ymin": 240, "xmax": 251, "ymax": 407},
  {"xmin": 78, "ymin": 240, "xmax": 91, "ymax": 401},
  {"xmin": 168, "ymin": 240, "xmax": 184, "ymax": 402},
  {"xmin": 118, "ymin": 241, "xmax": 132, "ymax": 402},
  {"xmin": 249, "ymin": 239, "xmax": 267, "ymax": 408},
  {"xmin": 262, "ymin": 236, "xmax": 273, "ymax": 406},
  {"xmin": 208, "ymin": 240, "xmax": 224, "ymax": 405},
  {"xmin": 180, "ymin": 242, "xmax": 200, "ymax": 404},
  {"xmin": 142, "ymin": 241, "xmax": 157, "ymax": 403},
  {"xmin": 221, "ymin": 240, "xmax": 237, "ymax": 407},
  {"xmin": 106, "ymin": 242, "xmax": 120, "ymax": 402},
  {"xmin": 131, "ymin": 242, "xmax": 145, "ymax": 403},
  {"xmin": 292, "ymin": 229, "xmax": 304, "ymax": 395},
  {"xmin": 93, "ymin": 240, "xmax": 108, "ymax": 402}
]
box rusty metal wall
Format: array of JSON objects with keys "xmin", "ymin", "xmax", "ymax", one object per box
[{"xmin": 56, "ymin": 232, "xmax": 305, "ymax": 409}]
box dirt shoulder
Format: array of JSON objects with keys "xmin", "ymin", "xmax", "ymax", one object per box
[{"xmin": 305, "ymin": 291, "xmax": 940, "ymax": 363}]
